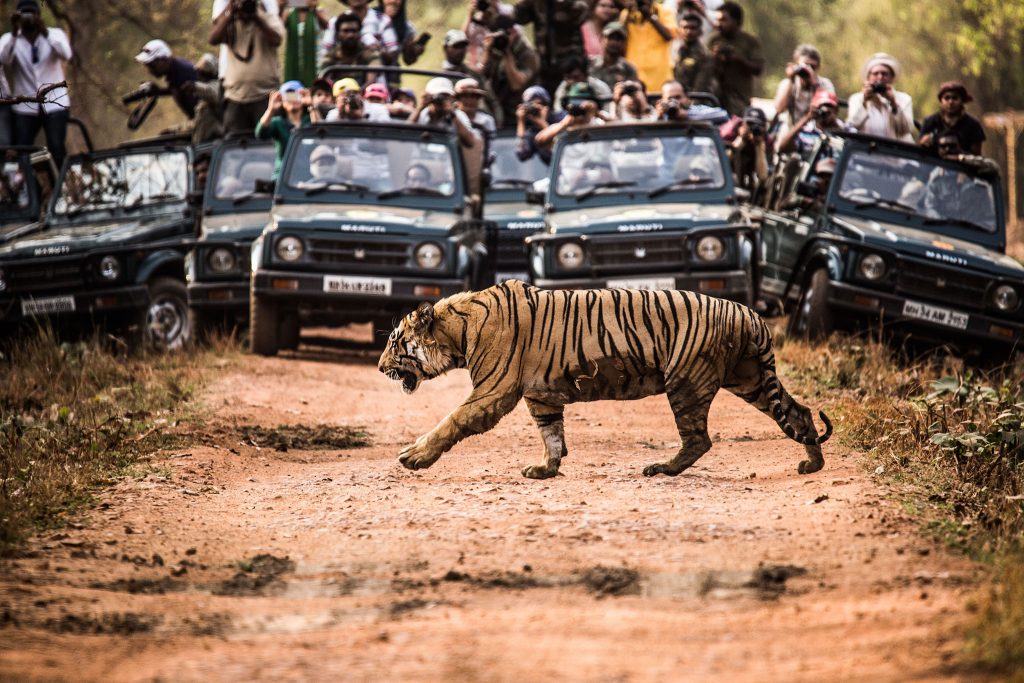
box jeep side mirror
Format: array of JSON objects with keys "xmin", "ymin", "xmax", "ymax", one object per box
[
  {"xmin": 254, "ymin": 178, "xmax": 275, "ymax": 194},
  {"xmin": 795, "ymin": 180, "xmax": 818, "ymax": 198},
  {"xmin": 525, "ymin": 190, "xmax": 544, "ymax": 205}
]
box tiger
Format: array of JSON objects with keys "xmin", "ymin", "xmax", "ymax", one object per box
[{"xmin": 378, "ymin": 280, "xmax": 831, "ymax": 479}]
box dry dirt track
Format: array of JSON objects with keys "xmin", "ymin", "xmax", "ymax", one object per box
[{"xmin": 0, "ymin": 329, "xmax": 982, "ymax": 682}]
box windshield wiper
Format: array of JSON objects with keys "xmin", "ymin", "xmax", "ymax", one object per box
[
  {"xmin": 923, "ymin": 216, "xmax": 990, "ymax": 232},
  {"xmin": 490, "ymin": 178, "xmax": 535, "ymax": 189},
  {"xmin": 231, "ymin": 191, "xmax": 269, "ymax": 206},
  {"xmin": 304, "ymin": 181, "xmax": 370, "ymax": 196},
  {"xmin": 647, "ymin": 178, "xmax": 714, "ymax": 198},
  {"xmin": 377, "ymin": 186, "xmax": 447, "ymax": 200},
  {"xmin": 850, "ymin": 198, "xmax": 918, "ymax": 215},
  {"xmin": 574, "ymin": 181, "xmax": 636, "ymax": 201}
]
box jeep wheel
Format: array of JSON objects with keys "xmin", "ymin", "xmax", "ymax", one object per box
[
  {"xmin": 145, "ymin": 277, "xmax": 192, "ymax": 351},
  {"xmin": 788, "ymin": 268, "xmax": 832, "ymax": 342},
  {"xmin": 250, "ymin": 289, "xmax": 279, "ymax": 356}
]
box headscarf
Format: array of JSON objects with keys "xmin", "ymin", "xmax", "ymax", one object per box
[{"xmin": 861, "ymin": 53, "xmax": 900, "ymax": 81}]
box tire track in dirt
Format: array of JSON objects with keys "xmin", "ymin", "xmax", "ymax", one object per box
[{"xmin": 0, "ymin": 332, "xmax": 980, "ymax": 682}]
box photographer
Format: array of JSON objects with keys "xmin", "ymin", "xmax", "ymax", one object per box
[
  {"xmin": 707, "ymin": 2, "xmax": 763, "ymax": 117},
  {"xmin": 552, "ymin": 56, "xmax": 612, "ymax": 115},
  {"xmin": 919, "ymin": 82, "xmax": 985, "ymax": 155},
  {"xmin": 612, "ymin": 80, "xmax": 652, "ymax": 121},
  {"xmin": 478, "ymin": 15, "xmax": 539, "ymax": 126},
  {"xmin": 772, "ymin": 44, "xmax": 834, "ymax": 138},
  {"xmin": 0, "ymin": 0, "xmax": 72, "ymax": 166},
  {"xmin": 320, "ymin": 12, "xmax": 382, "ymax": 84},
  {"xmin": 325, "ymin": 78, "xmax": 389, "ymax": 120},
  {"xmin": 776, "ymin": 90, "xmax": 853, "ymax": 157},
  {"xmin": 440, "ymin": 29, "xmax": 484, "ymax": 82},
  {"xmin": 511, "ymin": 0, "xmax": 590, "ymax": 93},
  {"xmin": 727, "ymin": 106, "xmax": 769, "ymax": 194},
  {"xmin": 846, "ymin": 53, "xmax": 914, "ymax": 142},
  {"xmin": 209, "ymin": 0, "xmax": 284, "ymax": 136},
  {"xmin": 133, "ymin": 40, "xmax": 199, "ymax": 119},
  {"xmin": 620, "ymin": 0, "xmax": 676, "ymax": 91},
  {"xmin": 589, "ymin": 22, "xmax": 638, "ymax": 92},
  {"xmin": 454, "ymin": 78, "xmax": 496, "ymax": 139},
  {"xmin": 658, "ymin": 80, "xmax": 729, "ymax": 124},
  {"xmin": 534, "ymin": 82, "xmax": 605, "ymax": 151},
  {"xmin": 411, "ymin": 77, "xmax": 480, "ymax": 149},
  {"xmin": 255, "ymin": 80, "xmax": 319, "ymax": 179},
  {"xmin": 673, "ymin": 13, "xmax": 713, "ymax": 96},
  {"xmin": 514, "ymin": 85, "xmax": 563, "ymax": 163}
]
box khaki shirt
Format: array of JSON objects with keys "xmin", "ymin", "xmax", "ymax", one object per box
[
  {"xmin": 707, "ymin": 29, "xmax": 764, "ymax": 117},
  {"xmin": 222, "ymin": 11, "xmax": 285, "ymax": 104}
]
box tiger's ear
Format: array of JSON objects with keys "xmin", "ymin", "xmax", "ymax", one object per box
[{"xmin": 410, "ymin": 301, "xmax": 435, "ymax": 337}]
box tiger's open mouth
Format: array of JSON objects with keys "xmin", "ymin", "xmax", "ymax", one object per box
[{"xmin": 386, "ymin": 369, "xmax": 420, "ymax": 393}]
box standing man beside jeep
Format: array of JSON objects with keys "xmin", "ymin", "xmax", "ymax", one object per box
[
  {"xmin": 772, "ymin": 44, "xmax": 834, "ymax": 139},
  {"xmin": 847, "ymin": 52, "xmax": 914, "ymax": 143},
  {"xmin": 620, "ymin": 0, "xmax": 676, "ymax": 91},
  {"xmin": 210, "ymin": 0, "xmax": 284, "ymax": 136},
  {"xmin": 588, "ymin": 22, "xmax": 637, "ymax": 92},
  {"xmin": 0, "ymin": 0, "xmax": 72, "ymax": 166},
  {"xmin": 706, "ymin": 1, "xmax": 763, "ymax": 118},
  {"xmin": 478, "ymin": 15, "xmax": 539, "ymax": 127}
]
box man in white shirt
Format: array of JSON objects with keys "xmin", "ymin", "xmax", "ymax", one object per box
[
  {"xmin": 212, "ymin": 0, "xmax": 278, "ymax": 76},
  {"xmin": 846, "ymin": 53, "xmax": 914, "ymax": 143},
  {"xmin": 0, "ymin": 0, "xmax": 72, "ymax": 165},
  {"xmin": 410, "ymin": 77, "xmax": 480, "ymax": 149}
]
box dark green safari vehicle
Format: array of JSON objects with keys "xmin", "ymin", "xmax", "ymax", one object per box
[
  {"xmin": 759, "ymin": 132, "xmax": 1024, "ymax": 352},
  {"xmin": 248, "ymin": 121, "xmax": 489, "ymax": 355},
  {"xmin": 186, "ymin": 137, "xmax": 276, "ymax": 331},
  {"xmin": 485, "ymin": 130, "xmax": 548, "ymax": 284},
  {"xmin": 0, "ymin": 145, "xmax": 57, "ymax": 244},
  {"xmin": 0, "ymin": 139, "xmax": 198, "ymax": 349},
  {"xmin": 526, "ymin": 121, "xmax": 758, "ymax": 305}
]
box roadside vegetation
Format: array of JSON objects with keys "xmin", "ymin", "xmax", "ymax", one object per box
[
  {"xmin": 776, "ymin": 332, "xmax": 1024, "ymax": 677},
  {"xmin": 0, "ymin": 329, "xmax": 242, "ymax": 554}
]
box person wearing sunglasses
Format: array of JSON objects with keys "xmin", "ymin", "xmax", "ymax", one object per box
[
  {"xmin": 0, "ymin": 0, "xmax": 72, "ymax": 166},
  {"xmin": 918, "ymin": 82, "xmax": 986, "ymax": 156},
  {"xmin": 776, "ymin": 90, "xmax": 853, "ymax": 157}
]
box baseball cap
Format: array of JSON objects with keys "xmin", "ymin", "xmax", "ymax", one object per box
[
  {"xmin": 135, "ymin": 39, "xmax": 172, "ymax": 65},
  {"xmin": 363, "ymin": 83, "xmax": 391, "ymax": 102},
  {"xmin": 566, "ymin": 82, "xmax": 596, "ymax": 100},
  {"xmin": 602, "ymin": 21, "xmax": 627, "ymax": 38},
  {"xmin": 444, "ymin": 29, "xmax": 469, "ymax": 47},
  {"xmin": 454, "ymin": 78, "xmax": 486, "ymax": 97},
  {"xmin": 742, "ymin": 106, "xmax": 768, "ymax": 125},
  {"xmin": 279, "ymin": 80, "xmax": 304, "ymax": 95},
  {"xmin": 310, "ymin": 144, "xmax": 335, "ymax": 163},
  {"xmin": 425, "ymin": 77, "xmax": 455, "ymax": 97},
  {"xmin": 522, "ymin": 85, "xmax": 551, "ymax": 105},
  {"xmin": 333, "ymin": 78, "xmax": 361, "ymax": 97},
  {"xmin": 810, "ymin": 90, "xmax": 839, "ymax": 110}
]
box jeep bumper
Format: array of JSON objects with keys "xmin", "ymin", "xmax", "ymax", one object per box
[
  {"xmin": 0, "ymin": 284, "xmax": 149, "ymax": 326},
  {"xmin": 533, "ymin": 269, "xmax": 753, "ymax": 305},
  {"xmin": 188, "ymin": 280, "xmax": 249, "ymax": 311}
]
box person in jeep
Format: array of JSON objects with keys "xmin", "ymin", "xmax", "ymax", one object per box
[{"xmin": 922, "ymin": 132, "xmax": 997, "ymax": 226}]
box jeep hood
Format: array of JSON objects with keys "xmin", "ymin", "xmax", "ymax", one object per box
[
  {"xmin": 201, "ymin": 210, "xmax": 270, "ymax": 241},
  {"xmin": 0, "ymin": 215, "xmax": 187, "ymax": 260},
  {"xmin": 272, "ymin": 203, "xmax": 458, "ymax": 236},
  {"xmin": 547, "ymin": 202, "xmax": 741, "ymax": 236},
  {"xmin": 832, "ymin": 215, "xmax": 1024, "ymax": 276},
  {"xmin": 485, "ymin": 201, "xmax": 544, "ymax": 231}
]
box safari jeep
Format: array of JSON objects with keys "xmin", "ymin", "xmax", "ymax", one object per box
[
  {"xmin": 0, "ymin": 145, "xmax": 57, "ymax": 244},
  {"xmin": 760, "ymin": 132, "xmax": 1024, "ymax": 353},
  {"xmin": 0, "ymin": 139, "xmax": 198, "ymax": 349},
  {"xmin": 249, "ymin": 121, "xmax": 490, "ymax": 355},
  {"xmin": 526, "ymin": 121, "xmax": 758, "ymax": 305},
  {"xmin": 485, "ymin": 129, "xmax": 548, "ymax": 284},
  {"xmin": 186, "ymin": 137, "xmax": 276, "ymax": 332}
]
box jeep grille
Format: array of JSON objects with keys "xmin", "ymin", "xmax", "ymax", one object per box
[
  {"xmin": 589, "ymin": 236, "xmax": 686, "ymax": 275},
  {"xmin": 896, "ymin": 261, "xmax": 989, "ymax": 310},
  {"xmin": 496, "ymin": 229, "xmax": 541, "ymax": 271},
  {"xmin": 4, "ymin": 260, "xmax": 84, "ymax": 293},
  {"xmin": 308, "ymin": 238, "xmax": 408, "ymax": 267}
]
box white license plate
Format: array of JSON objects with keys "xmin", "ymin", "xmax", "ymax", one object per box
[
  {"xmin": 606, "ymin": 277, "xmax": 675, "ymax": 291},
  {"xmin": 21, "ymin": 295, "xmax": 76, "ymax": 316},
  {"xmin": 902, "ymin": 300, "xmax": 968, "ymax": 329},
  {"xmin": 495, "ymin": 271, "xmax": 529, "ymax": 284},
  {"xmin": 323, "ymin": 275, "xmax": 392, "ymax": 296}
]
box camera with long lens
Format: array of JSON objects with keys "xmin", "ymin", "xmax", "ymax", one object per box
[
  {"xmin": 663, "ymin": 99, "xmax": 680, "ymax": 119},
  {"xmin": 122, "ymin": 81, "xmax": 161, "ymax": 105},
  {"xmin": 490, "ymin": 30, "xmax": 509, "ymax": 52},
  {"xmin": 871, "ymin": 82, "xmax": 888, "ymax": 95},
  {"xmin": 793, "ymin": 65, "xmax": 811, "ymax": 80},
  {"xmin": 747, "ymin": 122, "xmax": 765, "ymax": 137},
  {"xmin": 566, "ymin": 102, "xmax": 586, "ymax": 117}
]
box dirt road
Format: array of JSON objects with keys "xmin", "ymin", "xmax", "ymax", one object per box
[{"xmin": 0, "ymin": 331, "xmax": 979, "ymax": 682}]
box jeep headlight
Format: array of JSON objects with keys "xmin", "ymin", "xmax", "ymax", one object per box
[
  {"xmin": 858, "ymin": 254, "xmax": 886, "ymax": 281},
  {"xmin": 0, "ymin": 267, "xmax": 6, "ymax": 292},
  {"xmin": 207, "ymin": 247, "xmax": 237, "ymax": 273},
  {"xmin": 556, "ymin": 242, "xmax": 584, "ymax": 269},
  {"xmin": 695, "ymin": 235, "xmax": 724, "ymax": 262},
  {"xmin": 99, "ymin": 255, "xmax": 121, "ymax": 281},
  {"xmin": 993, "ymin": 284, "xmax": 1020, "ymax": 312},
  {"xmin": 414, "ymin": 242, "xmax": 443, "ymax": 269},
  {"xmin": 275, "ymin": 236, "xmax": 303, "ymax": 262}
]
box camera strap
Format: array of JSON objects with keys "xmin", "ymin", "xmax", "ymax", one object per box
[{"xmin": 227, "ymin": 22, "xmax": 256, "ymax": 63}]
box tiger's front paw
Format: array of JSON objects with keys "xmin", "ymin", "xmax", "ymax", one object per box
[
  {"xmin": 522, "ymin": 463, "xmax": 560, "ymax": 480},
  {"xmin": 398, "ymin": 439, "xmax": 442, "ymax": 471},
  {"xmin": 642, "ymin": 462, "xmax": 682, "ymax": 477}
]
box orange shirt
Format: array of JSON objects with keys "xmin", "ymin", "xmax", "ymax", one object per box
[{"xmin": 620, "ymin": 3, "xmax": 677, "ymax": 90}]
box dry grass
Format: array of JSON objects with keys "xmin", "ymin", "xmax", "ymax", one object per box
[
  {"xmin": 0, "ymin": 329, "xmax": 244, "ymax": 553},
  {"xmin": 775, "ymin": 326, "xmax": 1024, "ymax": 675}
]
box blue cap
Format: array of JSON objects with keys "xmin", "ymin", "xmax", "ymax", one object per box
[
  {"xmin": 522, "ymin": 85, "xmax": 551, "ymax": 105},
  {"xmin": 279, "ymin": 80, "xmax": 304, "ymax": 94}
]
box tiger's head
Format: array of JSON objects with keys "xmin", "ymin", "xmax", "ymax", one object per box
[{"xmin": 378, "ymin": 302, "xmax": 458, "ymax": 394}]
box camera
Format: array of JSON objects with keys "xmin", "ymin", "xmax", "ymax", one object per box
[
  {"xmin": 793, "ymin": 65, "xmax": 811, "ymax": 80},
  {"xmin": 430, "ymin": 93, "xmax": 449, "ymax": 106},
  {"xmin": 621, "ymin": 82, "xmax": 639, "ymax": 97},
  {"xmin": 236, "ymin": 0, "xmax": 258, "ymax": 17},
  {"xmin": 490, "ymin": 31, "xmax": 509, "ymax": 52},
  {"xmin": 525, "ymin": 103, "xmax": 541, "ymax": 118},
  {"xmin": 871, "ymin": 82, "xmax": 888, "ymax": 95},
  {"xmin": 663, "ymin": 100, "xmax": 680, "ymax": 119},
  {"xmin": 343, "ymin": 92, "xmax": 363, "ymax": 109},
  {"xmin": 567, "ymin": 103, "xmax": 586, "ymax": 117},
  {"xmin": 122, "ymin": 81, "xmax": 160, "ymax": 105},
  {"xmin": 747, "ymin": 122, "xmax": 765, "ymax": 137}
]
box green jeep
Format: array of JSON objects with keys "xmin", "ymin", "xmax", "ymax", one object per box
[
  {"xmin": 249, "ymin": 121, "xmax": 489, "ymax": 355},
  {"xmin": 526, "ymin": 121, "xmax": 758, "ymax": 305},
  {"xmin": 186, "ymin": 137, "xmax": 276, "ymax": 331},
  {"xmin": 0, "ymin": 139, "xmax": 199, "ymax": 349},
  {"xmin": 760, "ymin": 132, "xmax": 1024, "ymax": 353}
]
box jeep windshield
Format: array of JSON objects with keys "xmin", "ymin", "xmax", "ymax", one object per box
[
  {"xmin": 52, "ymin": 150, "xmax": 188, "ymax": 219},
  {"xmin": 553, "ymin": 132, "xmax": 726, "ymax": 199},
  {"xmin": 489, "ymin": 135, "xmax": 547, "ymax": 191},
  {"xmin": 211, "ymin": 144, "xmax": 276, "ymax": 206},
  {"xmin": 284, "ymin": 136, "xmax": 458, "ymax": 203},
  {"xmin": 835, "ymin": 149, "xmax": 998, "ymax": 233}
]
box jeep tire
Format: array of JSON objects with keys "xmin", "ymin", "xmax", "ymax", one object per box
[
  {"xmin": 250, "ymin": 286, "xmax": 279, "ymax": 356},
  {"xmin": 788, "ymin": 267, "xmax": 832, "ymax": 342},
  {"xmin": 278, "ymin": 311, "xmax": 300, "ymax": 351},
  {"xmin": 144, "ymin": 277, "xmax": 192, "ymax": 352}
]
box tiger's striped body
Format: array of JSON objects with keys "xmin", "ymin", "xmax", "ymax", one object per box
[{"xmin": 378, "ymin": 280, "xmax": 831, "ymax": 479}]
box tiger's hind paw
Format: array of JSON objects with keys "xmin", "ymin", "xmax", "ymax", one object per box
[
  {"xmin": 798, "ymin": 458, "xmax": 824, "ymax": 474},
  {"xmin": 522, "ymin": 464, "xmax": 561, "ymax": 480},
  {"xmin": 642, "ymin": 463, "xmax": 684, "ymax": 477}
]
